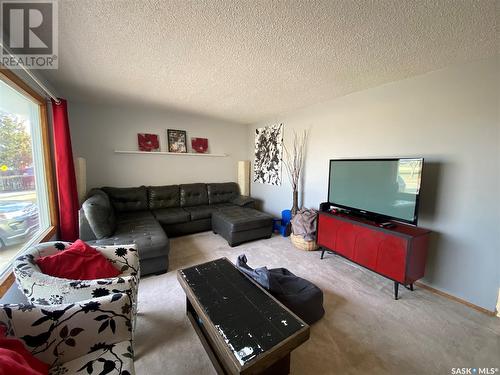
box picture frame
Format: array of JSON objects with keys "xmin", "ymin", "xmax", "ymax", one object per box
[
  {"xmin": 137, "ymin": 133, "xmax": 160, "ymax": 152},
  {"xmin": 167, "ymin": 129, "xmax": 187, "ymax": 153},
  {"xmin": 254, "ymin": 123, "xmax": 283, "ymax": 185},
  {"xmin": 191, "ymin": 137, "xmax": 208, "ymax": 153}
]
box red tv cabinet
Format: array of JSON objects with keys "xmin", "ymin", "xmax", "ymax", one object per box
[{"xmin": 317, "ymin": 211, "xmax": 430, "ymax": 299}]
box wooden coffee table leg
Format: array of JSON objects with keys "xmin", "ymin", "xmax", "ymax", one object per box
[
  {"xmin": 186, "ymin": 297, "xmax": 227, "ymax": 374},
  {"xmin": 259, "ymin": 353, "xmax": 290, "ymax": 375}
]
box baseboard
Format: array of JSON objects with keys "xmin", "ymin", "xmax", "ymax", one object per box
[{"xmin": 415, "ymin": 281, "xmax": 497, "ymax": 317}]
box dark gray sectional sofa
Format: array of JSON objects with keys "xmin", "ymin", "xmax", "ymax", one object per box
[{"xmin": 79, "ymin": 182, "xmax": 257, "ymax": 276}]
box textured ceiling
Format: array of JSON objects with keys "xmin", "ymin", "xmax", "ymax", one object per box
[{"xmin": 42, "ymin": 0, "xmax": 498, "ymax": 124}]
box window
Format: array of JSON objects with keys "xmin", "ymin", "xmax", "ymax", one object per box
[
  {"xmin": 397, "ymin": 159, "xmax": 423, "ymax": 194},
  {"xmin": 0, "ymin": 69, "xmax": 56, "ymax": 278}
]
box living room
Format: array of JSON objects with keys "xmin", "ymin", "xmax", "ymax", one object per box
[{"xmin": 0, "ymin": 1, "xmax": 498, "ymax": 374}]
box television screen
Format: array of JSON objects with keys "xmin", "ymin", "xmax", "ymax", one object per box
[{"xmin": 328, "ymin": 158, "xmax": 423, "ymax": 224}]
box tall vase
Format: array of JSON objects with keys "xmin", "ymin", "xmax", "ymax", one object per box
[{"xmin": 291, "ymin": 190, "xmax": 299, "ymax": 216}]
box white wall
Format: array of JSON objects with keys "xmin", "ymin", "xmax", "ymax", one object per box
[
  {"xmin": 68, "ymin": 102, "xmax": 248, "ymax": 189},
  {"xmin": 248, "ymin": 57, "xmax": 500, "ymax": 311}
]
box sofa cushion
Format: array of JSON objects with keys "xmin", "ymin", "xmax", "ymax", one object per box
[
  {"xmin": 0, "ymin": 326, "xmax": 50, "ymax": 375},
  {"xmin": 36, "ymin": 240, "xmax": 121, "ymax": 280},
  {"xmin": 184, "ymin": 205, "xmax": 216, "ymax": 220},
  {"xmin": 180, "ymin": 183, "xmax": 208, "ymax": 207},
  {"xmin": 207, "ymin": 182, "xmax": 239, "ymax": 205},
  {"xmin": 102, "ymin": 186, "xmax": 148, "ymax": 213},
  {"xmin": 82, "ymin": 190, "xmax": 116, "ymax": 239},
  {"xmin": 116, "ymin": 210, "xmax": 155, "ymax": 223},
  {"xmin": 230, "ymin": 195, "xmax": 256, "ymax": 208},
  {"xmin": 153, "ymin": 208, "xmax": 190, "ymax": 225},
  {"xmin": 211, "ymin": 202, "xmax": 237, "ymax": 210},
  {"xmin": 148, "ymin": 185, "xmax": 180, "ymax": 209},
  {"xmin": 90, "ymin": 215, "xmax": 169, "ymax": 261}
]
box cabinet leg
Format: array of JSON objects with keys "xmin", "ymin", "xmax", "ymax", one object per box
[
  {"xmin": 320, "ymin": 248, "xmax": 326, "ymax": 259},
  {"xmin": 403, "ymin": 283, "xmax": 414, "ymax": 291},
  {"xmin": 394, "ymin": 281, "xmax": 399, "ymax": 300}
]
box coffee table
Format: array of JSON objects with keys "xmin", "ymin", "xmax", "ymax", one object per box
[{"xmin": 177, "ymin": 258, "xmax": 310, "ymax": 375}]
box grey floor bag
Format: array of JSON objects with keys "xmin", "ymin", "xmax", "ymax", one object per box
[{"xmin": 236, "ymin": 254, "xmax": 325, "ymax": 325}]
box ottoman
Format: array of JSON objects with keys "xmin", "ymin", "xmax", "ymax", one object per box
[{"xmin": 212, "ymin": 207, "xmax": 273, "ymax": 246}]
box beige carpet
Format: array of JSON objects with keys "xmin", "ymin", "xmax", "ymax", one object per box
[{"xmin": 135, "ymin": 232, "xmax": 500, "ymax": 375}]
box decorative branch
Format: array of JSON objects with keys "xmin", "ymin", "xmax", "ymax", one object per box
[
  {"xmin": 283, "ymin": 129, "xmax": 309, "ymax": 215},
  {"xmin": 283, "ymin": 129, "xmax": 308, "ymax": 188}
]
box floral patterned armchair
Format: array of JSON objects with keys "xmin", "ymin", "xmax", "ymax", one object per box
[
  {"xmin": 13, "ymin": 241, "xmax": 139, "ymax": 302},
  {"xmin": 12, "ymin": 242, "xmax": 140, "ymax": 332},
  {"xmin": 0, "ymin": 293, "xmax": 135, "ymax": 374}
]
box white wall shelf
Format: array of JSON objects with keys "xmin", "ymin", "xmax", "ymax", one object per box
[{"xmin": 114, "ymin": 150, "xmax": 228, "ymax": 157}]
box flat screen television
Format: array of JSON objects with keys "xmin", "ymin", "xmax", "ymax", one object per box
[{"xmin": 328, "ymin": 158, "xmax": 424, "ymax": 225}]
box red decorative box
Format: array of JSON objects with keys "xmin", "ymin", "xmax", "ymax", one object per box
[
  {"xmin": 137, "ymin": 133, "xmax": 160, "ymax": 152},
  {"xmin": 191, "ymin": 138, "xmax": 208, "ymax": 153}
]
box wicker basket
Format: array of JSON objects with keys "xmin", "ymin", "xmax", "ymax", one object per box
[{"xmin": 290, "ymin": 233, "xmax": 319, "ymax": 251}]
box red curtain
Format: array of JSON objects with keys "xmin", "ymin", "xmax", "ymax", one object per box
[{"xmin": 52, "ymin": 99, "xmax": 79, "ymax": 241}]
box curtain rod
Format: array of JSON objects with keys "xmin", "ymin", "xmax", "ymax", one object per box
[{"xmin": 0, "ymin": 43, "xmax": 61, "ymax": 104}]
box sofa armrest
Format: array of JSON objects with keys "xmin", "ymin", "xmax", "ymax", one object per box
[
  {"xmin": 0, "ymin": 293, "xmax": 133, "ymax": 367},
  {"xmin": 96, "ymin": 244, "xmax": 140, "ymax": 279},
  {"xmin": 230, "ymin": 195, "xmax": 256, "ymax": 208},
  {"xmin": 79, "ymin": 208, "xmax": 97, "ymax": 241},
  {"xmin": 13, "ymin": 242, "xmax": 139, "ymax": 308}
]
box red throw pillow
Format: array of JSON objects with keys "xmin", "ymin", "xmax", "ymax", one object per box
[
  {"xmin": 0, "ymin": 325, "xmax": 49, "ymax": 375},
  {"xmin": 36, "ymin": 240, "xmax": 121, "ymax": 280}
]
